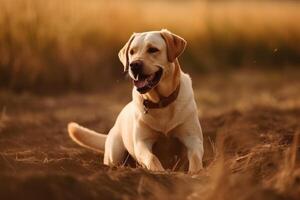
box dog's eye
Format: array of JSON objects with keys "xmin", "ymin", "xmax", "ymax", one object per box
[
  {"xmin": 129, "ymin": 49, "xmax": 134, "ymax": 55},
  {"xmin": 147, "ymin": 47, "xmax": 159, "ymax": 54}
]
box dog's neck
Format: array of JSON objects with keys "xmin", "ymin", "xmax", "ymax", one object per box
[{"xmin": 142, "ymin": 59, "xmax": 181, "ymax": 103}]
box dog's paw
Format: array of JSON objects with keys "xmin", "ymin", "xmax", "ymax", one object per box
[
  {"xmin": 188, "ymin": 168, "xmax": 203, "ymax": 175},
  {"xmin": 146, "ymin": 156, "xmax": 165, "ymax": 172},
  {"xmin": 188, "ymin": 163, "xmax": 203, "ymax": 175}
]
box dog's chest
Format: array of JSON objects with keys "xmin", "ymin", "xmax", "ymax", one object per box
[{"xmin": 142, "ymin": 105, "xmax": 185, "ymax": 134}]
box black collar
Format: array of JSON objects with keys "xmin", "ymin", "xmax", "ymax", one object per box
[{"xmin": 142, "ymin": 84, "xmax": 180, "ymax": 114}]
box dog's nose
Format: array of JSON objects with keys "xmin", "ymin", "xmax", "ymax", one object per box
[{"xmin": 130, "ymin": 60, "xmax": 143, "ymax": 74}]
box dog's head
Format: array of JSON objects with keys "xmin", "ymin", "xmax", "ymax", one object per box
[{"xmin": 119, "ymin": 29, "xmax": 186, "ymax": 94}]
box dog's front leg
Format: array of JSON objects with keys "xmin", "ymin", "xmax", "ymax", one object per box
[
  {"xmin": 135, "ymin": 140, "xmax": 164, "ymax": 171},
  {"xmin": 179, "ymin": 134, "xmax": 203, "ymax": 173},
  {"xmin": 175, "ymin": 115, "xmax": 204, "ymax": 174},
  {"xmin": 133, "ymin": 122, "xmax": 164, "ymax": 172}
]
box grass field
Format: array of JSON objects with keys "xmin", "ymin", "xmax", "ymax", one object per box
[
  {"xmin": 0, "ymin": 0, "xmax": 300, "ymax": 92},
  {"xmin": 0, "ymin": 0, "xmax": 300, "ymax": 199},
  {"xmin": 0, "ymin": 69, "xmax": 300, "ymax": 200}
]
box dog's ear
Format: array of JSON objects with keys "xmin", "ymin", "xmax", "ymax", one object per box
[
  {"xmin": 160, "ymin": 29, "xmax": 186, "ymax": 63},
  {"xmin": 118, "ymin": 33, "xmax": 136, "ymax": 72}
]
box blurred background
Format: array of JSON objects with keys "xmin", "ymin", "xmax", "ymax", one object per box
[
  {"xmin": 0, "ymin": 1, "xmax": 300, "ymax": 199},
  {"xmin": 0, "ymin": 0, "xmax": 299, "ymax": 93}
]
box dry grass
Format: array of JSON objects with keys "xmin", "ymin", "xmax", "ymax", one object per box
[
  {"xmin": 0, "ymin": 107, "xmax": 9, "ymax": 132},
  {"xmin": 0, "ymin": 1, "xmax": 299, "ymax": 198},
  {"xmin": 0, "ymin": 0, "xmax": 300, "ymax": 92},
  {"xmin": 0, "ymin": 70, "xmax": 299, "ymax": 200}
]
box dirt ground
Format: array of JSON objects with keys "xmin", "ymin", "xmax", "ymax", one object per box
[{"xmin": 0, "ymin": 69, "xmax": 299, "ymax": 200}]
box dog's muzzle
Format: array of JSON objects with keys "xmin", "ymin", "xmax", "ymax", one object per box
[
  {"xmin": 130, "ymin": 60, "xmax": 143, "ymax": 79},
  {"xmin": 132, "ymin": 67, "xmax": 163, "ymax": 94}
]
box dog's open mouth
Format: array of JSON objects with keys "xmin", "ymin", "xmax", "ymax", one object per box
[{"xmin": 133, "ymin": 68, "xmax": 163, "ymax": 94}]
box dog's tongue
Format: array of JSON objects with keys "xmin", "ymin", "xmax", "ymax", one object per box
[
  {"xmin": 134, "ymin": 74, "xmax": 155, "ymax": 88},
  {"xmin": 134, "ymin": 79, "xmax": 148, "ymax": 88}
]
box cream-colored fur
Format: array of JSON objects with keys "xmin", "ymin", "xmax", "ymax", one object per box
[{"xmin": 68, "ymin": 29, "xmax": 204, "ymax": 173}]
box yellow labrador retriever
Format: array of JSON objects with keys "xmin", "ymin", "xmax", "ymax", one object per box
[{"xmin": 68, "ymin": 29, "xmax": 204, "ymax": 173}]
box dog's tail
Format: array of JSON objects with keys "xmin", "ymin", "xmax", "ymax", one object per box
[{"xmin": 68, "ymin": 122, "xmax": 106, "ymax": 153}]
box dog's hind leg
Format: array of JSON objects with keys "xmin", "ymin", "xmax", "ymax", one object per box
[
  {"xmin": 104, "ymin": 127, "xmax": 126, "ymax": 166},
  {"xmin": 68, "ymin": 122, "xmax": 106, "ymax": 153}
]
